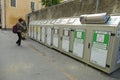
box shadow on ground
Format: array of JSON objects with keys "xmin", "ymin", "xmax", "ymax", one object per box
[{"xmin": 110, "ymin": 69, "xmax": 120, "ymax": 79}]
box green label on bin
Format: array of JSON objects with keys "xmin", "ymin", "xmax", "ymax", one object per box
[
  {"xmin": 74, "ymin": 30, "xmax": 85, "ymax": 40},
  {"xmin": 92, "ymin": 31, "xmax": 110, "ymax": 50}
]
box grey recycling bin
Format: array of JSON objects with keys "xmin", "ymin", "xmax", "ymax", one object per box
[
  {"xmin": 28, "ymin": 13, "xmax": 120, "ymax": 73},
  {"xmin": 33, "ymin": 21, "xmax": 39, "ymax": 40},
  {"xmin": 29, "ymin": 21, "xmax": 33, "ymax": 37},
  {"xmin": 73, "ymin": 29, "xmax": 85, "ymax": 58},
  {"xmin": 35, "ymin": 21, "xmax": 41, "ymax": 42},
  {"xmin": 29, "ymin": 21, "xmax": 36, "ymax": 39},
  {"xmin": 53, "ymin": 27, "xmax": 59, "ymax": 48},
  {"xmin": 41, "ymin": 21, "xmax": 47, "ymax": 43},
  {"xmin": 45, "ymin": 20, "xmax": 53, "ymax": 46},
  {"xmin": 61, "ymin": 28, "xmax": 70, "ymax": 52}
]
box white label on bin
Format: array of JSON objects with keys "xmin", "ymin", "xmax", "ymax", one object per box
[
  {"xmin": 62, "ymin": 36, "xmax": 69, "ymax": 52},
  {"xmin": 73, "ymin": 39, "xmax": 84, "ymax": 57},
  {"xmin": 42, "ymin": 28, "xmax": 45, "ymax": 43},
  {"xmin": 55, "ymin": 29, "xmax": 58, "ymax": 34},
  {"xmin": 96, "ymin": 34, "xmax": 105, "ymax": 43},
  {"xmin": 91, "ymin": 48, "xmax": 108, "ymax": 67},
  {"xmin": 64, "ymin": 30, "xmax": 68, "ymax": 36},
  {"xmin": 77, "ymin": 32, "xmax": 82, "ymax": 38},
  {"xmin": 53, "ymin": 34, "xmax": 58, "ymax": 47},
  {"xmin": 47, "ymin": 28, "xmax": 51, "ymax": 45}
]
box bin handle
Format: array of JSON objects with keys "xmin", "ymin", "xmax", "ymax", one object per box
[{"xmin": 88, "ymin": 43, "xmax": 91, "ymax": 48}]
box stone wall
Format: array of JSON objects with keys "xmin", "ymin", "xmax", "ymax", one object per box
[{"xmin": 29, "ymin": 0, "xmax": 120, "ymax": 20}]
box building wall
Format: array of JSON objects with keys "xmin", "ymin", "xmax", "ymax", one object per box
[
  {"xmin": 29, "ymin": 0, "xmax": 120, "ymax": 20},
  {"xmin": 5, "ymin": 0, "xmax": 42, "ymax": 29}
]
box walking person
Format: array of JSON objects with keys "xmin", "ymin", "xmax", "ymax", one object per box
[{"xmin": 16, "ymin": 18, "xmax": 24, "ymax": 46}]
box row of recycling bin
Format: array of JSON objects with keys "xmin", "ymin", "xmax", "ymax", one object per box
[{"xmin": 28, "ymin": 16, "xmax": 120, "ymax": 73}]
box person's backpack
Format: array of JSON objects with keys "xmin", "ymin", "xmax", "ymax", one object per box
[{"xmin": 12, "ymin": 24, "xmax": 18, "ymax": 33}]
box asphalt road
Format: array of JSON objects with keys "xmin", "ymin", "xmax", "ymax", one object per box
[{"xmin": 0, "ymin": 30, "xmax": 120, "ymax": 80}]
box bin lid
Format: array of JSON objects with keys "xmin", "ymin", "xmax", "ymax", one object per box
[
  {"xmin": 37, "ymin": 21, "xmax": 41, "ymax": 25},
  {"xmin": 59, "ymin": 18, "xmax": 68, "ymax": 24},
  {"xmin": 42, "ymin": 20, "xmax": 54, "ymax": 25},
  {"xmin": 40, "ymin": 20, "xmax": 44, "ymax": 25},
  {"xmin": 54, "ymin": 19, "xmax": 62, "ymax": 24},
  {"xmin": 50, "ymin": 19, "xmax": 57, "ymax": 24},
  {"xmin": 46, "ymin": 20, "xmax": 52, "ymax": 25},
  {"xmin": 54, "ymin": 18, "xmax": 81, "ymax": 25},
  {"xmin": 106, "ymin": 16, "xmax": 120, "ymax": 26},
  {"xmin": 39, "ymin": 20, "xmax": 51, "ymax": 25},
  {"xmin": 54, "ymin": 18, "xmax": 70, "ymax": 24},
  {"xmin": 34, "ymin": 21, "xmax": 39, "ymax": 25},
  {"xmin": 38, "ymin": 20, "xmax": 55, "ymax": 25},
  {"xmin": 43, "ymin": 20, "xmax": 48, "ymax": 24},
  {"xmin": 80, "ymin": 13, "xmax": 110, "ymax": 24},
  {"xmin": 35, "ymin": 21, "xmax": 40, "ymax": 25},
  {"xmin": 66, "ymin": 18, "xmax": 81, "ymax": 25},
  {"xmin": 29, "ymin": 21, "xmax": 37, "ymax": 25}
]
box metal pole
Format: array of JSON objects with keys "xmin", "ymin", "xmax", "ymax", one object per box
[
  {"xmin": 96, "ymin": 0, "xmax": 99, "ymax": 13},
  {"xmin": 1, "ymin": 0, "xmax": 5, "ymax": 29}
]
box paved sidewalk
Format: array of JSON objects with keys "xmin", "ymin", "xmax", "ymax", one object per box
[{"xmin": 0, "ymin": 30, "xmax": 120, "ymax": 80}]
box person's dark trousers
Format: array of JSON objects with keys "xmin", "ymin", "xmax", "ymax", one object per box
[{"xmin": 16, "ymin": 32, "xmax": 22, "ymax": 46}]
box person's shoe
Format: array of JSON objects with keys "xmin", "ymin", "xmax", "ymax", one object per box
[
  {"xmin": 16, "ymin": 42, "xmax": 18, "ymax": 44},
  {"xmin": 18, "ymin": 43, "xmax": 21, "ymax": 46},
  {"xmin": 16, "ymin": 42, "xmax": 20, "ymax": 46},
  {"xmin": 18, "ymin": 44, "xmax": 22, "ymax": 47}
]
